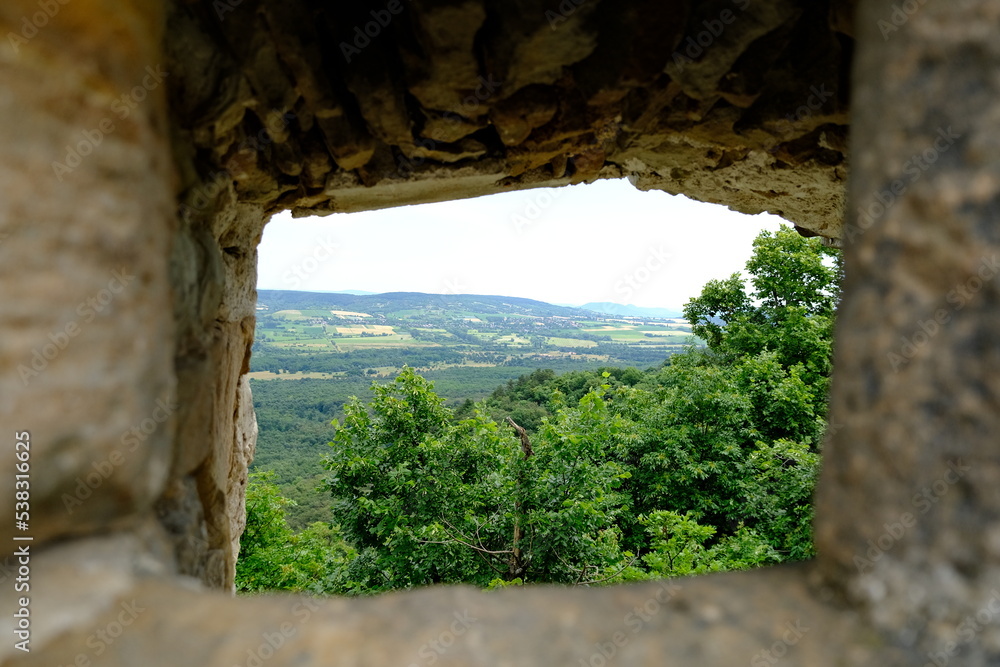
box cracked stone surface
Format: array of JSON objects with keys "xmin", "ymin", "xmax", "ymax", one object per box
[{"xmin": 167, "ymin": 0, "xmax": 852, "ymax": 240}]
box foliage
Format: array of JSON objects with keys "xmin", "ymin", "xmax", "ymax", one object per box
[
  {"xmin": 637, "ymin": 510, "xmax": 778, "ymax": 577},
  {"xmin": 322, "ymin": 369, "xmax": 634, "ymax": 589},
  {"xmin": 323, "ymin": 368, "xmax": 507, "ymax": 590},
  {"xmin": 683, "ymin": 226, "xmax": 840, "ymax": 387},
  {"xmin": 236, "ymin": 472, "xmax": 355, "ymax": 594},
  {"xmin": 249, "ymin": 364, "xmax": 623, "ymax": 528},
  {"xmin": 466, "ymin": 366, "xmax": 646, "ymax": 434},
  {"xmin": 244, "ymin": 225, "xmax": 840, "ymax": 594}
]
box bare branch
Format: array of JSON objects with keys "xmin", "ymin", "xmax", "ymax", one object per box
[
  {"xmin": 506, "ymin": 417, "xmax": 533, "ymax": 458},
  {"xmin": 418, "ymin": 538, "xmax": 513, "ymax": 556},
  {"xmin": 423, "ymin": 519, "xmax": 514, "ymax": 556},
  {"xmin": 578, "ymin": 554, "xmax": 641, "ymax": 586}
]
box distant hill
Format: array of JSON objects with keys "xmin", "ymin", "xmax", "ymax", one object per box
[
  {"xmin": 579, "ymin": 302, "xmax": 684, "ymax": 319},
  {"xmin": 256, "ymin": 290, "xmax": 595, "ymax": 318}
]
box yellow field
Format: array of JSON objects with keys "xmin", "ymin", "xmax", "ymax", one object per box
[
  {"xmin": 247, "ymin": 371, "xmax": 336, "ymax": 380},
  {"xmin": 334, "ymin": 336, "xmax": 438, "ymax": 349},
  {"xmin": 335, "ymin": 325, "xmax": 395, "ymax": 335}
]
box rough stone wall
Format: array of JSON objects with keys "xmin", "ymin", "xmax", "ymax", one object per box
[
  {"xmin": 157, "ymin": 158, "xmax": 265, "ymax": 588},
  {"xmin": 1, "ymin": 0, "xmax": 1000, "ymax": 665},
  {"xmin": 815, "ymin": 0, "xmax": 1000, "ymax": 657},
  {"xmin": 0, "ymin": 0, "xmax": 177, "ymax": 554},
  {"xmin": 157, "ymin": 180, "xmax": 265, "ymax": 588},
  {"xmin": 0, "ymin": 0, "xmax": 265, "ymax": 597},
  {"xmin": 166, "ymin": 0, "xmax": 853, "ymax": 241}
]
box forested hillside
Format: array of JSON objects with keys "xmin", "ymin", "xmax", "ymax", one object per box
[
  {"xmin": 238, "ymin": 227, "xmax": 841, "ymax": 595},
  {"xmin": 255, "ymin": 290, "xmax": 596, "ymax": 317}
]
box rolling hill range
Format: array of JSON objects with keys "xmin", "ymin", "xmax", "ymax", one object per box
[
  {"xmin": 579, "ymin": 302, "xmax": 684, "ymax": 319},
  {"xmin": 256, "ymin": 290, "xmax": 598, "ymax": 318},
  {"xmin": 251, "ymin": 289, "xmax": 694, "ymax": 381}
]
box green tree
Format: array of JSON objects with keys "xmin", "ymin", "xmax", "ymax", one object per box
[
  {"xmin": 638, "ymin": 510, "xmax": 776, "ymax": 578},
  {"xmin": 617, "ymin": 353, "xmax": 757, "ymax": 537},
  {"xmin": 236, "ymin": 472, "xmax": 355, "ymax": 594},
  {"xmin": 323, "ymin": 369, "xmax": 635, "ymax": 589},
  {"xmin": 324, "ymin": 368, "xmax": 514, "ymax": 590},
  {"xmin": 516, "ymin": 384, "xmax": 633, "ymax": 583},
  {"xmin": 617, "ymin": 225, "xmax": 840, "ymax": 560},
  {"xmin": 684, "ymin": 226, "xmax": 840, "ymax": 387},
  {"xmin": 237, "ymin": 471, "xmax": 295, "ymax": 592}
]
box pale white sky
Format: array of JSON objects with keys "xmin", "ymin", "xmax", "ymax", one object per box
[{"xmin": 256, "ymin": 178, "xmax": 784, "ymax": 310}]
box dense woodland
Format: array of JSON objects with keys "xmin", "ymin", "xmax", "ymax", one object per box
[{"xmin": 237, "ymin": 227, "xmax": 841, "ymax": 594}]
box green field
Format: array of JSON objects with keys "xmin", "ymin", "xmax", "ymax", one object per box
[
  {"xmin": 602, "ymin": 328, "xmax": 690, "ymax": 342},
  {"xmin": 547, "ymin": 337, "xmax": 598, "ymax": 347},
  {"xmin": 252, "ymin": 291, "xmax": 699, "ymax": 380}
]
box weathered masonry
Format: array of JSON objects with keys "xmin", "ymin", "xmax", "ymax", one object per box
[{"xmin": 1, "ymin": 0, "xmax": 998, "ymax": 664}]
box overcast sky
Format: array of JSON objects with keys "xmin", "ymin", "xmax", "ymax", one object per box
[{"xmin": 256, "ymin": 178, "xmax": 785, "ymax": 310}]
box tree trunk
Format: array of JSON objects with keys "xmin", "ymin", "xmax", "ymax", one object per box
[{"xmin": 506, "ymin": 417, "xmax": 532, "ymax": 580}]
